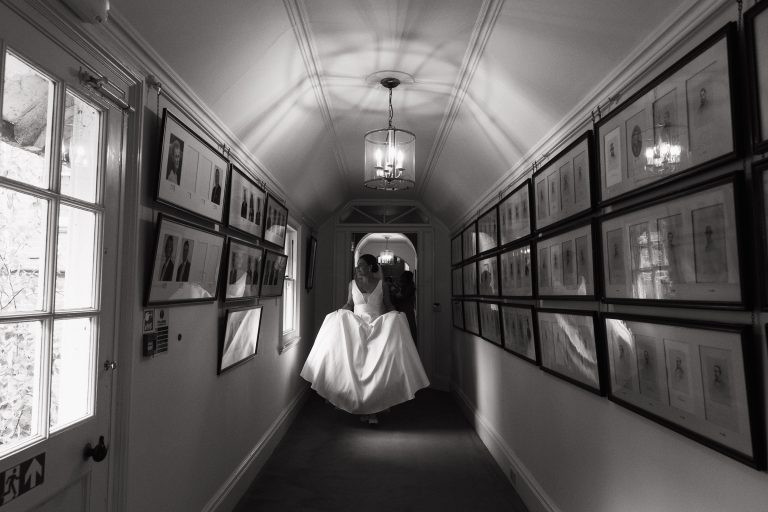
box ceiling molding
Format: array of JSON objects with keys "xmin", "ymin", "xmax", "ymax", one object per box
[
  {"xmin": 415, "ymin": 0, "xmax": 506, "ymax": 198},
  {"xmin": 283, "ymin": 0, "xmax": 351, "ymax": 196},
  {"xmin": 449, "ymin": 0, "xmax": 732, "ymax": 233}
]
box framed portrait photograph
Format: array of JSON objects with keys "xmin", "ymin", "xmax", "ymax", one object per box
[
  {"xmin": 462, "ymin": 261, "xmax": 478, "ymax": 297},
  {"xmin": 533, "ymin": 131, "xmax": 594, "ymax": 231},
  {"xmin": 596, "ymin": 23, "xmax": 738, "ymax": 204},
  {"xmin": 452, "ymin": 267, "xmax": 463, "ymax": 296},
  {"xmin": 477, "ymin": 205, "xmax": 499, "ymax": 254},
  {"xmin": 500, "ymin": 243, "xmax": 533, "ymax": 298},
  {"xmin": 263, "ymin": 193, "xmax": 289, "ymax": 248},
  {"xmin": 219, "ymin": 305, "xmax": 263, "ymax": 374},
  {"xmin": 305, "ymin": 235, "xmax": 318, "ymax": 290},
  {"xmin": 463, "ymin": 300, "xmax": 480, "ymax": 335},
  {"xmin": 156, "ymin": 109, "xmax": 229, "ymax": 223},
  {"xmin": 224, "ymin": 238, "xmax": 264, "ymax": 301},
  {"xmin": 500, "ymin": 304, "xmax": 537, "ymax": 364},
  {"xmin": 227, "ymin": 165, "xmax": 266, "ymax": 239},
  {"xmin": 499, "ymin": 180, "xmax": 532, "ymax": 246},
  {"xmin": 477, "ymin": 255, "xmax": 499, "ymax": 297},
  {"xmin": 146, "ymin": 214, "xmax": 225, "ymax": 305},
  {"xmin": 746, "ymin": 0, "xmax": 768, "ymax": 153},
  {"xmin": 259, "ymin": 249, "xmax": 288, "ymax": 297},
  {"xmin": 478, "ymin": 301, "xmax": 502, "ymax": 346},
  {"xmin": 538, "ymin": 309, "xmax": 603, "ymax": 394},
  {"xmin": 604, "ymin": 313, "xmax": 764, "ymax": 469},
  {"xmin": 451, "ymin": 234, "xmax": 463, "ymax": 265},
  {"xmin": 536, "ymin": 220, "xmax": 595, "ymax": 299},
  {"xmin": 462, "ymin": 222, "xmax": 477, "ymax": 261},
  {"xmin": 600, "ymin": 174, "xmax": 744, "ymax": 308},
  {"xmin": 452, "ymin": 300, "xmax": 464, "ymax": 330}
]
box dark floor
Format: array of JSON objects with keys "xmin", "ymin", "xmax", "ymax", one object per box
[{"xmin": 233, "ymin": 388, "xmax": 528, "ymax": 512}]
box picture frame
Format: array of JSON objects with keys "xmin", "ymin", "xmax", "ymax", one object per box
[
  {"xmin": 452, "ymin": 300, "xmax": 464, "ymax": 330},
  {"xmin": 596, "ymin": 23, "xmax": 739, "ymax": 205},
  {"xmin": 227, "ymin": 164, "xmax": 267, "ymax": 240},
  {"xmin": 746, "ymin": 0, "xmax": 768, "ymax": 154},
  {"xmin": 603, "ymin": 313, "xmax": 764, "ymax": 469},
  {"xmin": 259, "ymin": 249, "xmax": 288, "ymax": 298},
  {"xmin": 477, "ymin": 205, "xmax": 499, "ymax": 254},
  {"xmin": 499, "ymin": 179, "xmax": 533, "ymax": 246},
  {"xmin": 262, "ymin": 193, "xmax": 289, "ymax": 248},
  {"xmin": 156, "ymin": 109, "xmax": 229, "ymax": 223},
  {"xmin": 462, "ymin": 222, "xmax": 477, "ymax": 261},
  {"xmin": 499, "ymin": 242, "xmax": 534, "ymax": 298},
  {"xmin": 305, "ymin": 235, "xmax": 318, "ymax": 290},
  {"xmin": 219, "ymin": 305, "xmax": 263, "ymax": 374},
  {"xmin": 500, "ymin": 303, "xmax": 538, "ymax": 364},
  {"xmin": 600, "ymin": 174, "xmax": 745, "ymax": 308},
  {"xmin": 478, "ymin": 301, "xmax": 502, "ymax": 346},
  {"xmin": 754, "ymin": 161, "xmax": 768, "ymax": 309},
  {"xmin": 224, "ymin": 238, "xmax": 264, "ymax": 301},
  {"xmin": 536, "ymin": 220, "xmax": 596, "ymax": 299},
  {"xmin": 451, "ymin": 234, "xmax": 463, "ymax": 265},
  {"xmin": 463, "ymin": 300, "xmax": 480, "ymax": 335},
  {"xmin": 146, "ymin": 213, "xmax": 225, "ymax": 306},
  {"xmin": 477, "ymin": 254, "xmax": 500, "ymax": 297},
  {"xmin": 462, "ymin": 261, "xmax": 478, "ymax": 297},
  {"xmin": 452, "ymin": 267, "xmax": 463, "ymax": 296},
  {"xmin": 533, "ymin": 131, "xmax": 594, "ymax": 231},
  {"xmin": 537, "ymin": 308, "xmax": 603, "ymax": 395}
]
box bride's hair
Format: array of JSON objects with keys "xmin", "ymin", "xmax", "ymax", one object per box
[{"xmin": 359, "ymin": 253, "xmax": 379, "ymax": 273}]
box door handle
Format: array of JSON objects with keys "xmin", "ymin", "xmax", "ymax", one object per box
[{"xmin": 83, "ymin": 435, "xmax": 108, "ymax": 462}]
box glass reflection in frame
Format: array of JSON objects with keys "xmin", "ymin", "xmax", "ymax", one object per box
[
  {"xmin": 500, "ymin": 305, "xmax": 536, "ymax": 361},
  {"xmin": 538, "ymin": 311, "xmax": 599, "ymax": 390},
  {"xmin": 477, "ymin": 208, "xmax": 498, "ymax": 254},
  {"xmin": 478, "ymin": 256, "xmax": 498, "ymax": 296},
  {"xmin": 500, "ymin": 245, "xmax": 532, "ymax": 297},
  {"xmin": 499, "ymin": 182, "xmax": 531, "ymax": 246},
  {"xmin": 478, "ymin": 302, "xmax": 501, "ymax": 345}
]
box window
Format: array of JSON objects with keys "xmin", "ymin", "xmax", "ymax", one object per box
[{"xmin": 282, "ymin": 224, "xmax": 299, "ymax": 340}]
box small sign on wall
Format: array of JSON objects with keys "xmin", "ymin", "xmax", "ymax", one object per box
[
  {"xmin": 142, "ymin": 308, "xmax": 169, "ymax": 356},
  {"xmin": 1, "ymin": 453, "xmax": 45, "ymax": 506}
]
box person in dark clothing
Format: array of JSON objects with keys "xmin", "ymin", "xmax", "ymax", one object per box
[{"xmin": 392, "ymin": 271, "xmax": 417, "ymax": 345}]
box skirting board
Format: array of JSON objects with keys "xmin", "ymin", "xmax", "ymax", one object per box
[
  {"xmin": 453, "ymin": 386, "xmax": 562, "ymax": 512},
  {"xmin": 201, "ymin": 386, "xmax": 310, "ymax": 512}
]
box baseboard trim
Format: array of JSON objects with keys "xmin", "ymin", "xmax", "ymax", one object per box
[
  {"xmin": 452, "ymin": 386, "xmax": 562, "ymax": 512},
  {"xmin": 202, "ymin": 386, "xmax": 309, "ymax": 512}
]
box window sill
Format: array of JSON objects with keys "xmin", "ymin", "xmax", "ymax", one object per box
[{"xmin": 279, "ymin": 334, "xmax": 301, "ymax": 354}]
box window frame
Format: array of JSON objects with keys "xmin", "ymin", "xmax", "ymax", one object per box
[{"xmin": 281, "ymin": 221, "xmax": 300, "ymax": 350}]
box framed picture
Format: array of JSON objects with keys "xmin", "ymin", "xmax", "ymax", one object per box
[
  {"xmin": 533, "ymin": 131, "xmax": 594, "ymax": 231},
  {"xmin": 477, "ymin": 205, "xmax": 499, "ymax": 254},
  {"xmin": 477, "ymin": 255, "xmax": 499, "ymax": 297},
  {"xmin": 478, "ymin": 301, "xmax": 502, "ymax": 346},
  {"xmin": 156, "ymin": 109, "xmax": 229, "ymax": 223},
  {"xmin": 451, "ymin": 234, "xmax": 463, "ymax": 265},
  {"xmin": 146, "ymin": 213, "xmax": 225, "ymax": 305},
  {"xmin": 462, "ymin": 222, "xmax": 477, "ymax": 261},
  {"xmin": 452, "ymin": 300, "xmax": 464, "ymax": 330},
  {"xmin": 754, "ymin": 161, "xmax": 768, "ymax": 309},
  {"xmin": 227, "ymin": 165, "xmax": 266, "ymax": 239},
  {"xmin": 260, "ymin": 249, "xmax": 288, "ymax": 297},
  {"xmin": 305, "ymin": 235, "xmax": 318, "ymax": 290},
  {"xmin": 600, "ymin": 174, "xmax": 744, "ymax": 308},
  {"xmin": 596, "ymin": 23, "xmax": 738, "ymax": 204},
  {"xmin": 746, "ymin": 0, "xmax": 768, "ymax": 153},
  {"xmin": 452, "ymin": 267, "xmax": 463, "ymax": 296},
  {"xmin": 462, "ymin": 261, "xmax": 478, "ymax": 297},
  {"xmin": 219, "ymin": 305, "xmax": 263, "ymax": 374},
  {"xmin": 500, "ymin": 303, "xmax": 537, "ymax": 364},
  {"xmin": 536, "ymin": 220, "xmax": 596, "ymax": 299},
  {"xmin": 537, "ymin": 309, "xmax": 603, "ymax": 394},
  {"xmin": 262, "ymin": 193, "xmax": 289, "ymax": 248},
  {"xmin": 499, "ymin": 242, "xmax": 533, "ymax": 298},
  {"xmin": 499, "ymin": 179, "xmax": 532, "ymax": 246},
  {"xmin": 604, "ymin": 313, "xmax": 764, "ymax": 469},
  {"xmin": 224, "ymin": 238, "xmax": 263, "ymax": 301},
  {"xmin": 463, "ymin": 300, "xmax": 480, "ymax": 335}
]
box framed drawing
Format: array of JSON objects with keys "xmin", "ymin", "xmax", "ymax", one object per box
[
  {"xmin": 477, "ymin": 205, "xmax": 499, "ymax": 254},
  {"xmin": 462, "ymin": 222, "xmax": 477, "ymax": 261},
  {"xmin": 451, "ymin": 234, "xmax": 463, "ymax": 265},
  {"xmin": 477, "ymin": 255, "xmax": 499, "ymax": 297},
  {"xmin": 263, "ymin": 193, "xmax": 289, "ymax": 248},
  {"xmin": 260, "ymin": 249, "xmax": 288, "ymax": 297},
  {"xmin": 536, "ymin": 220, "xmax": 595, "ymax": 299},
  {"xmin": 452, "ymin": 300, "xmax": 464, "ymax": 330},
  {"xmin": 452, "ymin": 267, "xmax": 463, "ymax": 296},
  {"xmin": 227, "ymin": 165, "xmax": 266, "ymax": 239},
  {"xmin": 478, "ymin": 301, "xmax": 502, "ymax": 346},
  {"xmin": 755, "ymin": 161, "xmax": 768, "ymax": 309},
  {"xmin": 604, "ymin": 313, "xmax": 764, "ymax": 469},
  {"xmin": 219, "ymin": 305, "xmax": 263, "ymax": 374},
  {"xmin": 533, "ymin": 131, "xmax": 594, "ymax": 231},
  {"xmin": 146, "ymin": 214, "xmax": 225, "ymax": 305},
  {"xmin": 500, "ymin": 242, "xmax": 533, "ymax": 298},
  {"xmin": 746, "ymin": 0, "xmax": 768, "ymax": 153},
  {"xmin": 462, "ymin": 261, "xmax": 478, "ymax": 296},
  {"xmin": 596, "ymin": 23, "xmax": 738, "ymax": 204},
  {"xmin": 500, "ymin": 303, "xmax": 537, "ymax": 364},
  {"xmin": 538, "ymin": 309, "xmax": 603, "ymax": 394},
  {"xmin": 600, "ymin": 174, "xmax": 744, "ymax": 308},
  {"xmin": 224, "ymin": 238, "xmax": 263, "ymax": 301},
  {"xmin": 156, "ymin": 109, "xmax": 229, "ymax": 223},
  {"xmin": 499, "ymin": 180, "xmax": 532, "ymax": 246},
  {"xmin": 305, "ymin": 236, "xmax": 317, "ymax": 290},
  {"xmin": 463, "ymin": 300, "xmax": 480, "ymax": 335}
]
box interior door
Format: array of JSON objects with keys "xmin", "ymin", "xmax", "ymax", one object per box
[{"xmin": 0, "ymin": 3, "xmax": 124, "ymax": 510}]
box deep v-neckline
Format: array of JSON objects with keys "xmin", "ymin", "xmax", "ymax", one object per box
[{"xmin": 355, "ymin": 279, "xmax": 380, "ymax": 303}]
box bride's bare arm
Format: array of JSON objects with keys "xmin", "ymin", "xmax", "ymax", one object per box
[{"xmin": 340, "ymin": 281, "xmax": 354, "ymax": 311}]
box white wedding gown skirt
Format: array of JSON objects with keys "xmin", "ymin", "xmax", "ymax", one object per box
[{"xmin": 300, "ymin": 308, "xmax": 429, "ymax": 414}]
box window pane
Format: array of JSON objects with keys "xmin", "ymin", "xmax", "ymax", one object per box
[
  {"xmin": 0, "ymin": 52, "xmax": 54, "ymax": 189},
  {"xmin": 283, "ymin": 280, "xmax": 295, "ymax": 333},
  {"xmin": 56, "ymin": 205, "xmax": 96, "ymax": 310},
  {"xmin": 0, "ymin": 321, "xmax": 43, "ymax": 453},
  {"xmin": 50, "ymin": 318, "xmax": 93, "ymax": 432},
  {"xmin": 0, "ymin": 187, "xmax": 49, "ymax": 313},
  {"xmin": 61, "ymin": 92, "xmax": 100, "ymax": 203}
]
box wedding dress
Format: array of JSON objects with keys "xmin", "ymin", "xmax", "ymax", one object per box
[{"xmin": 300, "ymin": 279, "xmax": 429, "ymax": 414}]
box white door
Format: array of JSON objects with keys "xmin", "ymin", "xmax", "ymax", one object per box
[{"xmin": 0, "ymin": 3, "xmax": 125, "ymax": 510}]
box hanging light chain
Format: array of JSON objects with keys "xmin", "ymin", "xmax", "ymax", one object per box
[{"xmin": 388, "ymin": 87, "xmax": 394, "ymax": 129}]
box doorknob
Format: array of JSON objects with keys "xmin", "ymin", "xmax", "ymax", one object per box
[{"xmin": 83, "ymin": 436, "xmax": 109, "ymax": 462}]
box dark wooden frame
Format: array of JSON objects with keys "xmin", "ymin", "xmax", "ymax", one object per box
[
  {"xmin": 218, "ymin": 305, "xmax": 263, "ymax": 374},
  {"xmin": 499, "ymin": 303, "xmax": 539, "ymax": 365},
  {"xmin": 226, "ymin": 164, "xmax": 267, "ymax": 240},
  {"xmin": 223, "ymin": 237, "xmax": 264, "ymax": 302},
  {"xmin": 535, "ymin": 217, "xmax": 598, "ymax": 300},
  {"xmin": 498, "ymin": 240, "xmax": 535, "ymax": 299},
  {"xmin": 476, "ymin": 204, "xmax": 500, "ymax": 255},
  {"xmin": 498, "ymin": 179, "xmax": 534, "ymax": 248},
  {"xmin": 262, "ymin": 193, "xmax": 289, "ymax": 249},
  {"xmin": 478, "ymin": 300, "xmax": 503, "ymax": 347},
  {"xmin": 753, "ymin": 160, "xmax": 768, "ymax": 310},
  {"xmin": 477, "ymin": 253, "xmax": 500, "ymax": 298},
  {"xmin": 462, "ymin": 300, "xmax": 480, "ymax": 336},
  {"xmin": 746, "ymin": 0, "xmax": 768, "ymax": 154},
  {"xmin": 259, "ymin": 248, "xmax": 288, "ymax": 298}
]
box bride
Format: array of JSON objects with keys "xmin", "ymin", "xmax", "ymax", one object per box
[{"xmin": 300, "ymin": 254, "xmax": 429, "ymax": 423}]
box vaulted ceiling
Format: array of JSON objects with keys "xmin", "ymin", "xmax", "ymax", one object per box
[{"xmin": 111, "ymin": 0, "xmax": 686, "ymax": 229}]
